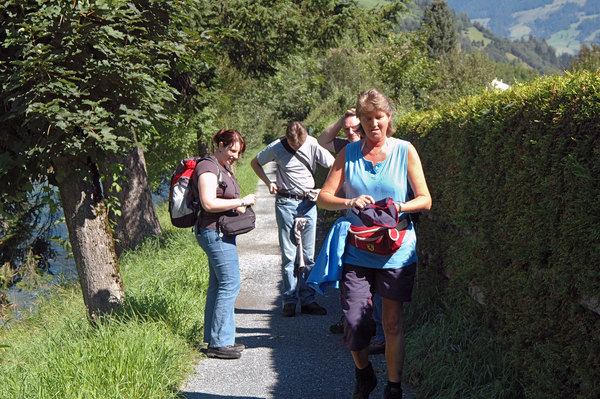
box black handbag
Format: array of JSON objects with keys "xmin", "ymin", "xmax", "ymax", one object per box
[{"xmin": 218, "ymin": 206, "xmax": 256, "ymax": 235}]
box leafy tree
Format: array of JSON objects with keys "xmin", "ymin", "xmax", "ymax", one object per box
[
  {"xmin": 0, "ymin": 0, "xmax": 201, "ymax": 318},
  {"xmin": 492, "ymin": 60, "xmax": 538, "ymax": 85},
  {"xmin": 570, "ymin": 42, "xmax": 600, "ymax": 73},
  {"xmin": 146, "ymin": 0, "xmax": 411, "ymax": 161},
  {"xmin": 376, "ymin": 31, "xmax": 439, "ymax": 111},
  {"xmin": 422, "ymin": 0, "xmax": 459, "ymax": 58},
  {"xmin": 425, "ymin": 49, "xmax": 495, "ymax": 108}
]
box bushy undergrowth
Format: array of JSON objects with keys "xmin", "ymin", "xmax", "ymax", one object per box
[{"xmin": 398, "ymin": 70, "xmax": 600, "ymax": 398}]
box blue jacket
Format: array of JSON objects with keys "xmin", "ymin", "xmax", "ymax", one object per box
[{"xmin": 307, "ymin": 217, "xmax": 351, "ymax": 295}]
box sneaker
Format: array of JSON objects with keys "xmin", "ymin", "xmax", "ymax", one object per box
[
  {"xmin": 330, "ymin": 315, "xmax": 345, "ymax": 334},
  {"xmin": 300, "ymin": 302, "xmax": 327, "ymax": 315},
  {"xmin": 207, "ymin": 345, "xmax": 241, "ymax": 359},
  {"xmin": 383, "ymin": 385, "xmax": 403, "ymax": 399},
  {"xmin": 351, "ymin": 364, "xmax": 377, "ymax": 399},
  {"xmin": 283, "ymin": 303, "xmax": 296, "ymax": 317},
  {"xmin": 369, "ymin": 339, "xmax": 386, "ymax": 355},
  {"xmin": 233, "ymin": 342, "xmax": 245, "ymax": 352}
]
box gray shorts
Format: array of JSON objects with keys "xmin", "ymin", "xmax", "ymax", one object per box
[{"xmin": 340, "ymin": 262, "xmax": 417, "ymax": 352}]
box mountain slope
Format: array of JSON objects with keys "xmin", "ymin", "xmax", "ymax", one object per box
[{"xmin": 446, "ymin": 0, "xmax": 600, "ymax": 55}]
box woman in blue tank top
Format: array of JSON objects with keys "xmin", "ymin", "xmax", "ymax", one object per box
[{"xmin": 317, "ymin": 89, "xmax": 432, "ymax": 399}]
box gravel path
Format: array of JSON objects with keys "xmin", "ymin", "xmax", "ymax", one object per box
[{"xmin": 180, "ymin": 162, "xmax": 411, "ymax": 399}]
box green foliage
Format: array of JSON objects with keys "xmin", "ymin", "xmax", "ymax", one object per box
[
  {"xmin": 302, "ymin": 46, "xmax": 381, "ymax": 134},
  {"xmin": 570, "ymin": 42, "xmax": 600, "ymax": 73},
  {"xmin": 0, "ymin": 284, "xmax": 194, "ymax": 399},
  {"xmin": 492, "ymin": 60, "xmax": 539, "ymax": 85},
  {"xmin": 422, "ymin": 0, "xmax": 459, "ymax": 58},
  {"xmin": 376, "ymin": 31, "xmax": 439, "ymax": 111},
  {"xmin": 404, "ymin": 285, "xmax": 525, "ymax": 398},
  {"xmin": 215, "ymin": 0, "xmax": 407, "ymax": 78},
  {"xmin": 0, "ymin": 0, "xmax": 201, "ymax": 203},
  {"xmin": 425, "ymin": 49, "xmax": 495, "ymax": 108},
  {"xmin": 398, "ymin": 70, "xmax": 600, "ymax": 398},
  {"xmin": 142, "ymin": 0, "xmax": 409, "ymax": 182}
]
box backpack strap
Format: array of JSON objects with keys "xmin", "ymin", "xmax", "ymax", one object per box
[
  {"xmin": 280, "ymin": 137, "xmax": 316, "ymax": 188},
  {"xmin": 200, "ymin": 156, "xmax": 225, "ymax": 188}
]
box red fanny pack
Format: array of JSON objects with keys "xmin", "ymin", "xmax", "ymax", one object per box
[{"xmin": 347, "ymin": 219, "xmax": 409, "ymax": 256}]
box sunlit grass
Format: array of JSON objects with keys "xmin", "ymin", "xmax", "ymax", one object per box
[
  {"xmin": 0, "ymin": 283, "xmax": 194, "ymax": 399},
  {"xmin": 0, "ymin": 154, "xmax": 261, "ymax": 398}
]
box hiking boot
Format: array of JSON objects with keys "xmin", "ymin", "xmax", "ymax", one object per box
[
  {"xmin": 233, "ymin": 342, "xmax": 245, "ymax": 352},
  {"xmin": 301, "ymin": 302, "xmax": 327, "ymax": 315},
  {"xmin": 283, "ymin": 303, "xmax": 296, "ymax": 317},
  {"xmin": 351, "ymin": 363, "xmax": 377, "ymax": 399},
  {"xmin": 207, "ymin": 345, "xmax": 241, "ymax": 359},
  {"xmin": 383, "ymin": 385, "xmax": 403, "ymax": 399},
  {"xmin": 369, "ymin": 339, "xmax": 386, "ymax": 355},
  {"xmin": 330, "ymin": 315, "xmax": 345, "ymax": 334}
]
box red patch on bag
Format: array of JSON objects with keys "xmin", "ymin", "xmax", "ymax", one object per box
[{"xmin": 347, "ymin": 224, "xmax": 407, "ymax": 256}]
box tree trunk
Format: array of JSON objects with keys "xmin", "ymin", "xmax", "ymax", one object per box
[
  {"xmin": 101, "ymin": 146, "xmax": 162, "ymax": 257},
  {"xmin": 54, "ymin": 156, "xmax": 124, "ymax": 319},
  {"xmin": 197, "ymin": 130, "xmax": 209, "ymax": 157}
]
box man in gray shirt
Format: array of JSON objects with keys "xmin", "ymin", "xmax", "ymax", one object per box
[{"xmin": 251, "ymin": 121, "xmax": 335, "ymax": 317}]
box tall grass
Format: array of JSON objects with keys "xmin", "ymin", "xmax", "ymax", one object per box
[
  {"xmin": 0, "ymin": 282, "xmax": 194, "ymax": 398},
  {"xmin": 403, "ymin": 280, "xmax": 526, "ymax": 398},
  {"xmin": 0, "ymin": 153, "xmax": 260, "ymax": 399}
]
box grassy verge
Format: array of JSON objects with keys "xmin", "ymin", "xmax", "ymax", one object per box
[
  {"xmin": 0, "ymin": 153, "xmax": 260, "ymax": 399},
  {"xmin": 403, "ymin": 275, "xmax": 525, "ymax": 398}
]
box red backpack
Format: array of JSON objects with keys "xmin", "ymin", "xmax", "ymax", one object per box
[{"xmin": 168, "ymin": 157, "xmax": 224, "ymax": 228}]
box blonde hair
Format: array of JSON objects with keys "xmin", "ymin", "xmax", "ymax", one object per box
[{"xmin": 355, "ymin": 88, "xmax": 395, "ymax": 136}]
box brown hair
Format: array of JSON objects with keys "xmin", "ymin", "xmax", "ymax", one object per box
[
  {"xmin": 213, "ymin": 129, "xmax": 246, "ymax": 154},
  {"xmin": 285, "ymin": 121, "xmax": 308, "ymax": 148},
  {"xmin": 355, "ymin": 88, "xmax": 396, "ymax": 136}
]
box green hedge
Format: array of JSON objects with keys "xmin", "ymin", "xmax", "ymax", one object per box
[{"xmin": 398, "ymin": 71, "xmax": 600, "ymax": 398}]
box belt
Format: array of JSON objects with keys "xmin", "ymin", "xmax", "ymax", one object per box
[{"xmin": 277, "ymin": 192, "xmax": 308, "ymax": 200}]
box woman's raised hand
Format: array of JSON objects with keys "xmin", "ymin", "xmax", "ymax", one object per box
[{"xmin": 349, "ymin": 194, "xmax": 375, "ymax": 209}]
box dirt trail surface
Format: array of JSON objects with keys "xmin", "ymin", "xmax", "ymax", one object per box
[{"xmin": 181, "ymin": 162, "xmax": 410, "ymax": 399}]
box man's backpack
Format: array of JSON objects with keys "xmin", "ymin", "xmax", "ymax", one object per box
[{"xmin": 168, "ymin": 156, "xmax": 224, "ymax": 228}]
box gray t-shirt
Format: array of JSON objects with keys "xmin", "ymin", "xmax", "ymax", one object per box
[{"xmin": 256, "ymin": 136, "xmax": 334, "ymax": 195}]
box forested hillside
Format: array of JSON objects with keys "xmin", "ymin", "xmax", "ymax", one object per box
[
  {"xmin": 384, "ymin": 0, "xmax": 573, "ymax": 74},
  {"xmin": 446, "ymin": 0, "xmax": 600, "ymax": 55}
]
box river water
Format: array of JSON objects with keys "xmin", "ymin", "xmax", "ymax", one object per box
[
  {"xmin": 6, "ymin": 221, "xmax": 78, "ymax": 314},
  {"xmin": 5, "ymin": 189, "xmax": 170, "ymax": 314}
]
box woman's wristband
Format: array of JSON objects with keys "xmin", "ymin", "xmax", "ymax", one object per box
[
  {"xmin": 349, "ymin": 198, "xmax": 355, "ymax": 209},
  {"xmin": 240, "ymin": 198, "xmax": 246, "ymax": 207}
]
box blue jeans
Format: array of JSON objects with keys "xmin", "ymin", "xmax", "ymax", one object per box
[
  {"xmin": 275, "ymin": 196, "xmax": 317, "ymax": 306},
  {"xmin": 196, "ymin": 227, "xmax": 241, "ymax": 348}
]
